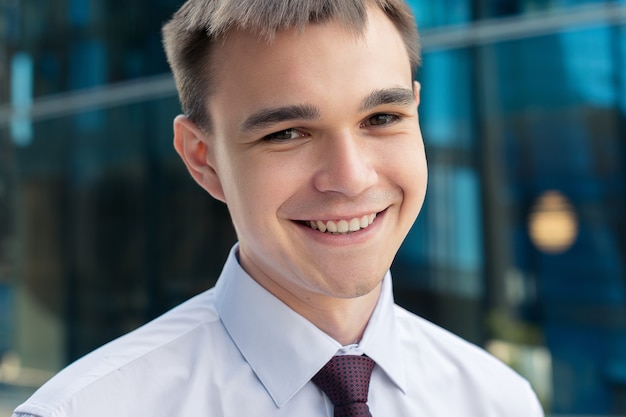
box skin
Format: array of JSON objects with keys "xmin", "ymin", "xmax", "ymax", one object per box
[{"xmin": 174, "ymin": 6, "xmax": 428, "ymax": 345}]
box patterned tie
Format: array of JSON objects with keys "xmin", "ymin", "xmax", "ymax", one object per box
[{"xmin": 312, "ymin": 355, "xmax": 375, "ymax": 417}]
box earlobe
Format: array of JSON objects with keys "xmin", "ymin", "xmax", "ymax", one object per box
[
  {"xmin": 173, "ymin": 115, "xmax": 226, "ymax": 202},
  {"xmin": 413, "ymin": 81, "xmax": 421, "ymax": 107}
]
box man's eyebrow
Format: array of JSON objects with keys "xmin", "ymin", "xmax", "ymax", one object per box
[
  {"xmin": 241, "ymin": 104, "xmax": 320, "ymax": 132},
  {"xmin": 359, "ymin": 88, "xmax": 415, "ymax": 112}
]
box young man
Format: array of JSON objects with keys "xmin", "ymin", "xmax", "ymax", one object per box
[{"xmin": 13, "ymin": 0, "xmax": 544, "ymax": 416}]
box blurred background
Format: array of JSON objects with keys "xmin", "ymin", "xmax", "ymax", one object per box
[{"xmin": 1, "ymin": 0, "xmax": 625, "ymax": 415}]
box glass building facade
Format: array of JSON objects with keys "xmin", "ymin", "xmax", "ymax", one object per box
[{"xmin": 1, "ymin": 0, "xmax": 625, "ymax": 415}]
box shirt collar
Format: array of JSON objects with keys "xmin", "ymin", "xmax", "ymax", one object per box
[
  {"xmin": 358, "ymin": 271, "xmax": 407, "ymax": 393},
  {"xmin": 214, "ymin": 244, "xmax": 406, "ymax": 408}
]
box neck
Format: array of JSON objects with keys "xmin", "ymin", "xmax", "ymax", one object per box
[
  {"xmin": 262, "ymin": 278, "xmax": 383, "ymax": 346},
  {"xmin": 236, "ymin": 248, "xmax": 384, "ymax": 346},
  {"xmin": 303, "ymin": 288, "xmax": 381, "ymax": 345}
]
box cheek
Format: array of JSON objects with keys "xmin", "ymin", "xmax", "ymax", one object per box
[
  {"xmin": 407, "ymin": 151, "xmax": 428, "ymax": 198},
  {"xmin": 387, "ymin": 140, "xmax": 428, "ymax": 210},
  {"xmin": 226, "ymin": 153, "xmax": 304, "ymax": 221},
  {"xmin": 382, "ymin": 136, "xmax": 426, "ymax": 179}
]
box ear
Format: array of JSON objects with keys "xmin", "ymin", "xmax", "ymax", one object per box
[
  {"xmin": 173, "ymin": 115, "xmax": 226, "ymax": 202},
  {"xmin": 413, "ymin": 81, "xmax": 421, "ymax": 107}
]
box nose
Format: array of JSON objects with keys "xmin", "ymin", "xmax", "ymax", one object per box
[{"xmin": 312, "ymin": 131, "xmax": 378, "ymax": 197}]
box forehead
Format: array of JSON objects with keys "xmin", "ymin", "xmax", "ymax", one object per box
[{"xmin": 206, "ymin": 7, "xmax": 412, "ymax": 127}]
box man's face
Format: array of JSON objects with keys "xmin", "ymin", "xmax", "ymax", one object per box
[{"xmin": 181, "ymin": 7, "xmax": 427, "ymax": 308}]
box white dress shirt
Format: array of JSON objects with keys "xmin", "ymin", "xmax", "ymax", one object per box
[{"xmin": 13, "ymin": 245, "xmax": 544, "ymax": 417}]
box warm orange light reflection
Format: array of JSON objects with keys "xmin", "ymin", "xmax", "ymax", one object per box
[{"xmin": 528, "ymin": 190, "xmax": 578, "ymax": 254}]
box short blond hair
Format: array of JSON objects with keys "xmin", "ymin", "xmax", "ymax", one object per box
[{"xmin": 162, "ymin": 0, "xmax": 421, "ymax": 129}]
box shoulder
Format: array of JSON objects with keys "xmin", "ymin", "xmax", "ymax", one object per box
[
  {"xmin": 394, "ymin": 304, "xmax": 514, "ymax": 376},
  {"xmin": 393, "ymin": 305, "xmax": 543, "ymax": 416},
  {"xmin": 13, "ymin": 288, "xmax": 231, "ymax": 417}
]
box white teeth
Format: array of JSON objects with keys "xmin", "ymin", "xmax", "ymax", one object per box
[
  {"xmin": 307, "ymin": 213, "xmax": 377, "ymax": 234},
  {"xmin": 349, "ymin": 218, "xmax": 360, "ymax": 232},
  {"xmin": 360, "ymin": 215, "xmax": 369, "ymax": 228}
]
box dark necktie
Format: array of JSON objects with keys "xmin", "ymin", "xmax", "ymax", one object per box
[{"xmin": 312, "ymin": 355, "xmax": 375, "ymax": 417}]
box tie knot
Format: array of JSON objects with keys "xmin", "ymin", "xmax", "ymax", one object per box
[{"xmin": 312, "ymin": 355, "xmax": 375, "ymax": 409}]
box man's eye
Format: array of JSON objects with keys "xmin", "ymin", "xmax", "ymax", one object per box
[
  {"xmin": 263, "ymin": 128, "xmax": 305, "ymax": 142},
  {"xmin": 365, "ymin": 114, "xmax": 399, "ymax": 127}
]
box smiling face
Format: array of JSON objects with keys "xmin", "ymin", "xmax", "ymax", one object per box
[{"xmin": 175, "ymin": 6, "xmax": 427, "ymax": 311}]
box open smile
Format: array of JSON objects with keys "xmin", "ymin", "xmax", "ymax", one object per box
[{"xmin": 302, "ymin": 213, "xmax": 378, "ymax": 235}]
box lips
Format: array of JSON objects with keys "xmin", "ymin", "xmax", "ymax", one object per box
[{"xmin": 305, "ymin": 213, "xmax": 377, "ymax": 234}]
